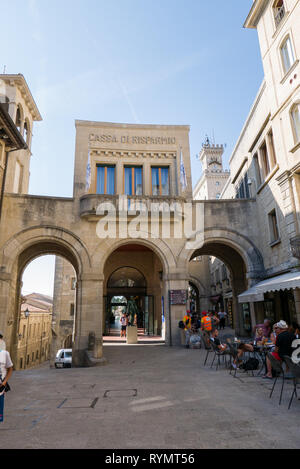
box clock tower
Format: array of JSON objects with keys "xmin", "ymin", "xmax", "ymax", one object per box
[{"xmin": 193, "ymin": 136, "xmax": 230, "ymax": 200}]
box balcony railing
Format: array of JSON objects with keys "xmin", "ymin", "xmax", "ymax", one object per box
[
  {"xmin": 274, "ymin": 4, "xmax": 286, "ymax": 27},
  {"xmin": 80, "ymin": 194, "xmax": 187, "ymax": 219}
]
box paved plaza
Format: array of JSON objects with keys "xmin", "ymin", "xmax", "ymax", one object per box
[{"xmin": 1, "ymin": 342, "xmax": 300, "ymax": 450}]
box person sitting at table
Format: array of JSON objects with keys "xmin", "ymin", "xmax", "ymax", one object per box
[
  {"xmin": 232, "ymin": 342, "xmax": 254, "ymax": 369},
  {"xmin": 210, "ymin": 328, "xmax": 228, "ymax": 353},
  {"xmin": 263, "ymin": 320, "xmax": 296, "ymax": 379},
  {"xmin": 254, "ymin": 327, "xmax": 267, "ymax": 346}
]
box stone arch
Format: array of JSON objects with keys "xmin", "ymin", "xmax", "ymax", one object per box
[
  {"xmin": 94, "ymin": 236, "xmax": 176, "ymax": 276},
  {"xmin": 15, "ymin": 104, "xmax": 24, "ymax": 134},
  {"xmin": 177, "ymin": 228, "xmax": 265, "ymax": 335},
  {"xmin": 1, "ymin": 225, "xmax": 92, "ymax": 277},
  {"xmin": 0, "ymin": 226, "xmax": 92, "ymax": 359},
  {"xmin": 178, "ymin": 228, "xmax": 265, "ymax": 282},
  {"xmin": 23, "ymin": 118, "xmax": 31, "ymax": 147}
]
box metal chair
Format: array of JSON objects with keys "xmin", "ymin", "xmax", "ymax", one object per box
[
  {"xmin": 226, "ymin": 341, "xmax": 239, "ymax": 378},
  {"xmin": 283, "ymin": 356, "xmax": 300, "ymax": 410},
  {"xmin": 210, "ymin": 340, "xmax": 230, "ymax": 370},
  {"xmin": 200, "ymin": 332, "xmax": 213, "ymax": 366},
  {"xmin": 267, "ymin": 352, "xmax": 285, "ymax": 405}
]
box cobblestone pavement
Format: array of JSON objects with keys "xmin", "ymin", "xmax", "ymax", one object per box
[{"xmin": 1, "ymin": 343, "xmax": 300, "ymax": 449}]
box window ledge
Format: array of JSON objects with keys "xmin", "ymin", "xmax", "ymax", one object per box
[
  {"xmin": 280, "ymin": 59, "xmax": 299, "ymax": 85},
  {"xmin": 270, "ymin": 239, "xmax": 281, "ymax": 248},
  {"xmin": 256, "ymin": 164, "xmax": 279, "ymax": 195},
  {"xmin": 290, "ymin": 141, "xmax": 300, "ymax": 154}
]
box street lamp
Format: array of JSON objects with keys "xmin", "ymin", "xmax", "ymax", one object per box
[{"xmin": 24, "ymin": 308, "xmax": 30, "ymax": 369}]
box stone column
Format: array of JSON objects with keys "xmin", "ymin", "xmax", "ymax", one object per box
[
  {"xmin": 116, "ymin": 160, "xmax": 123, "ymax": 195},
  {"xmin": 0, "ymin": 274, "xmax": 10, "ymax": 338},
  {"xmin": 164, "ymin": 274, "xmax": 189, "ymax": 346},
  {"xmin": 73, "ymin": 274, "xmax": 104, "ymax": 367}
]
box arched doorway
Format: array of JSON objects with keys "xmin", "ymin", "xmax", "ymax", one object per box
[
  {"xmin": 103, "ymin": 243, "xmax": 165, "ymax": 341},
  {"xmin": 15, "ymin": 247, "xmax": 79, "ymax": 368},
  {"xmin": 189, "ymin": 241, "xmax": 251, "ymax": 336}
]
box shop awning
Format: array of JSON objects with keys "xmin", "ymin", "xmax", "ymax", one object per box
[
  {"xmin": 256, "ymin": 271, "xmax": 300, "ymax": 294},
  {"xmin": 238, "ymin": 286, "xmax": 264, "ymax": 303},
  {"xmin": 238, "ymin": 271, "xmax": 300, "ymax": 303}
]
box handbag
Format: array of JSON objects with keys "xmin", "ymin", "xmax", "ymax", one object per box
[{"xmin": 0, "ymin": 383, "xmax": 10, "ymax": 393}]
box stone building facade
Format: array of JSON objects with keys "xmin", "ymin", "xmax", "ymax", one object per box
[
  {"xmin": 16, "ymin": 293, "xmax": 52, "ymax": 370},
  {"xmin": 0, "ymin": 112, "xmax": 264, "ymax": 366},
  {"xmin": 1, "ymin": 1, "xmax": 300, "ymax": 367},
  {"xmin": 211, "ymin": 0, "xmax": 300, "ymax": 331}
]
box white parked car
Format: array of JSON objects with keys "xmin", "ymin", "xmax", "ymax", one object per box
[{"xmin": 55, "ymin": 349, "xmax": 72, "ymax": 368}]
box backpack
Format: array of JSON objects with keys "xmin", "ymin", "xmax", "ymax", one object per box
[
  {"xmin": 178, "ymin": 321, "xmax": 185, "ymax": 329},
  {"xmin": 242, "ymin": 357, "xmax": 259, "ymax": 371}
]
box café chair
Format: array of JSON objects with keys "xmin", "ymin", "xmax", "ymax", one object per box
[
  {"xmin": 210, "ymin": 341, "xmax": 230, "ymax": 371},
  {"xmin": 283, "ymin": 356, "xmax": 300, "ymax": 410},
  {"xmin": 267, "ymin": 352, "xmax": 285, "ymax": 405}
]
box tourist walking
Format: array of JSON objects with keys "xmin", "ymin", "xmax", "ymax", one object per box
[
  {"xmin": 120, "ymin": 312, "xmax": 128, "ymax": 338},
  {"xmin": 182, "ymin": 310, "xmax": 192, "ymax": 348},
  {"xmin": 218, "ymin": 311, "xmax": 227, "ymax": 330}
]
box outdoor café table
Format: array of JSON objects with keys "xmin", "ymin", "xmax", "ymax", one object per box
[{"xmin": 253, "ymin": 341, "xmax": 274, "ymax": 375}]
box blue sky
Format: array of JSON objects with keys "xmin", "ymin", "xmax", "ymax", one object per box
[{"xmin": 1, "ymin": 0, "xmax": 264, "ymax": 295}]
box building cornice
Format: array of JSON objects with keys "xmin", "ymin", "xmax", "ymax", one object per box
[
  {"xmin": 244, "ymin": 0, "xmax": 269, "ymax": 29},
  {"xmin": 0, "ymin": 74, "xmax": 42, "ymax": 122},
  {"xmin": 75, "ymin": 120, "xmax": 190, "ymax": 131}
]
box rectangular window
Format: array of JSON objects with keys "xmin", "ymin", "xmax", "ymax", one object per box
[
  {"xmin": 151, "ymin": 167, "xmax": 169, "ymax": 196},
  {"xmin": 70, "ymin": 303, "xmax": 75, "ymax": 317},
  {"xmin": 124, "ymin": 166, "xmax": 143, "ymax": 196},
  {"xmin": 273, "ymin": 1, "xmax": 285, "ymax": 27},
  {"xmin": 260, "ymin": 141, "xmax": 270, "ymax": 178},
  {"xmin": 96, "ymin": 165, "xmax": 115, "ymax": 195},
  {"xmin": 267, "ymin": 130, "xmax": 277, "ymax": 170},
  {"xmin": 253, "ymin": 153, "xmax": 262, "ymax": 188},
  {"xmin": 71, "ymin": 277, "xmax": 76, "ymax": 290},
  {"xmin": 269, "ymin": 209, "xmax": 280, "ymax": 243},
  {"xmin": 281, "ymin": 37, "xmax": 295, "ymax": 74},
  {"xmin": 291, "ymin": 104, "xmax": 300, "ymax": 143}
]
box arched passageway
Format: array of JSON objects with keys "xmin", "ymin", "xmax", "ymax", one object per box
[
  {"xmin": 103, "ymin": 243, "xmax": 166, "ymax": 341},
  {"xmin": 189, "ymin": 241, "xmax": 250, "ymax": 335},
  {"xmin": 0, "ymin": 227, "xmax": 93, "ymax": 368}
]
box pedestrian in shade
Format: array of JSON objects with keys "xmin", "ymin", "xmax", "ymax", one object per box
[{"xmin": 0, "ymin": 334, "xmax": 13, "ymax": 423}]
